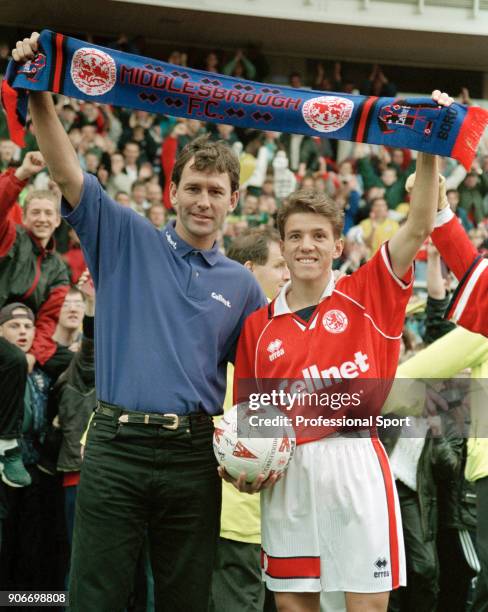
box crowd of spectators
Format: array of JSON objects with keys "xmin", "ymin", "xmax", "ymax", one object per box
[{"xmin": 0, "ymin": 36, "xmax": 487, "ymax": 611}]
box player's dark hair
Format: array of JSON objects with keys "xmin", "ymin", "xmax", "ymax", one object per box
[
  {"xmin": 227, "ymin": 227, "xmax": 280, "ymax": 266},
  {"xmin": 172, "ymin": 135, "xmax": 240, "ymax": 194},
  {"xmin": 277, "ymin": 190, "xmax": 344, "ymax": 240}
]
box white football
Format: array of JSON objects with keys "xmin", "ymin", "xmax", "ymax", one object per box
[{"xmin": 213, "ymin": 403, "xmax": 296, "ymax": 483}]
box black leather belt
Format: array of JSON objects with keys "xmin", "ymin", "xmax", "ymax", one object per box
[{"xmin": 96, "ymin": 400, "xmax": 210, "ymax": 430}]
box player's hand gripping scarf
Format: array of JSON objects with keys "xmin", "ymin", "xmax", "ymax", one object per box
[{"xmin": 3, "ymin": 30, "xmax": 488, "ymax": 169}]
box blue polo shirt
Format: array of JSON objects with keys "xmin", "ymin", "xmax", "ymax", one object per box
[{"xmin": 62, "ymin": 173, "xmax": 265, "ymax": 415}]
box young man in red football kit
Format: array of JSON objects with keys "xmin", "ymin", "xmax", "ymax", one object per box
[{"xmin": 223, "ymin": 92, "xmax": 454, "ymax": 612}]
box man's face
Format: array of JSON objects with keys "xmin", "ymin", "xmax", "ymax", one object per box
[
  {"xmin": 81, "ymin": 124, "xmax": 96, "ymax": 143},
  {"xmin": 217, "ymin": 124, "xmax": 234, "ymax": 139},
  {"xmin": 58, "ymin": 294, "xmax": 85, "ymax": 331},
  {"xmin": 85, "ymin": 152, "xmax": 100, "ymax": 173},
  {"xmin": 23, "ymin": 198, "xmax": 61, "ymax": 244},
  {"xmin": 251, "ymin": 241, "xmax": 290, "ymax": 299},
  {"xmin": 368, "ymin": 186, "xmax": 385, "ymax": 202},
  {"xmin": 447, "ymin": 191, "xmax": 459, "ymax": 209},
  {"xmin": 147, "ymin": 183, "xmax": 162, "ymax": 205},
  {"xmin": 392, "ymin": 149, "xmax": 404, "ymax": 166},
  {"xmin": 242, "ymin": 195, "xmax": 259, "ymax": 215},
  {"xmin": 290, "ymin": 75, "xmax": 302, "ymax": 88},
  {"xmin": 465, "ymin": 174, "xmax": 478, "ymax": 189},
  {"xmin": 0, "ymin": 309, "xmax": 35, "ymax": 353},
  {"xmin": 381, "ymin": 168, "xmax": 397, "ymax": 187},
  {"xmin": 115, "ymin": 192, "xmax": 131, "ymax": 207},
  {"xmin": 0, "ymin": 140, "xmax": 15, "ymax": 162},
  {"xmin": 124, "ymin": 143, "xmax": 140, "ymax": 165},
  {"xmin": 281, "ymin": 213, "xmax": 343, "ymax": 284},
  {"xmin": 148, "ymin": 205, "xmax": 166, "ymax": 228},
  {"xmin": 131, "ymin": 185, "xmax": 147, "ymax": 205},
  {"xmin": 171, "ymin": 159, "xmax": 238, "ymax": 247},
  {"xmin": 111, "ymin": 153, "xmax": 125, "ymax": 173},
  {"xmin": 371, "ymin": 198, "xmax": 388, "ymax": 221}
]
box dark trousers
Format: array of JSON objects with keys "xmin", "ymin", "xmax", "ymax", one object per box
[
  {"xmin": 209, "ymin": 537, "xmax": 277, "ymax": 612},
  {"xmin": 388, "ymin": 481, "xmax": 439, "ymax": 612},
  {"xmin": 0, "ymin": 337, "xmax": 27, "ymax": 438},
  {"xmin": 69, "ymin": 412, "xmax": 221, "ymax": 612},
  {"xmin": 437, "ymin": 528, "xmax": 476, "ymax": 612},
  {"xmin": 0, "ymin": 466, "xmax": 68, "ymax": 593},
  {"xmin": 472, "ymin": 477, "xmax": 488, "ymax": 612}
]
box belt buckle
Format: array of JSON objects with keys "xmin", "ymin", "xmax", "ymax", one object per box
[{"xmin": 163, "ymin": 413, "xmax": 179, "ymax": 430}]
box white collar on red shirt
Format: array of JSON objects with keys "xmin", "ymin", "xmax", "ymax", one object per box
[{"xmin": 273, "ymin": 273, "xmax": 335, "ymax": 316}]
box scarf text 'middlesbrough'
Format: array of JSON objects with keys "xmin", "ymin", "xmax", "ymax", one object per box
[{"xmin": 2, "ymin": 30, "xmax": 488, "ymax": 169}]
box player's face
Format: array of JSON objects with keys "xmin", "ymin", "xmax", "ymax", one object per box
[
  {"xmin": 23, "ymin": 198, "xmax": 61, "ymax": 246},
  {"xmin": 251, "ymin": 241, "xmax": 290, "ymax": 299},
  {"xmin": 171, "ymin": 159, "xmax": 238, "ymax": 249},
  {"xmin": 0, "ymin": 310, "xmax": 35, "ymax": 353},
  {"xmin": 281, "ymin": 213, "xmax": 343, "ymax": 284}
]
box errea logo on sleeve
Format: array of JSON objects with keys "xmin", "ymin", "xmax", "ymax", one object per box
[{"xmin": 211, "ymin": 292, "xmax": 231, "ymax": 308}]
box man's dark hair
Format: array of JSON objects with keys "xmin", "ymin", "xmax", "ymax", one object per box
[
  {"xmin": 227, "ymin": 227, "xmax": 280, "ymax": 266},
  {"xmin": 172, "ymin": 135, "xmax": 240, "ymax": 193},
  {"xmin": 277, "ymin": 190, "xmax": 344, "ymax": 240}
]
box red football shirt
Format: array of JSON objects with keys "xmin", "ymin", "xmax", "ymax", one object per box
[{"xmin": 234, "ymin": 243, "xmax": 413, "ymax": 442}]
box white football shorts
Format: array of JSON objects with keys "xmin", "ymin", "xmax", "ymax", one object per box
[{"xmin": 260, "ymin": 433, "xmax": 406, "ymax": 593}]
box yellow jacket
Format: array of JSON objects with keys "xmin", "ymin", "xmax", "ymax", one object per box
[
  {"xmin": 217, "ymin": 364, "xmax": 261, "ymax": 544},
  {"xmin": 384, "ymin": 327, "xmax": 488, "ymax": 482}
]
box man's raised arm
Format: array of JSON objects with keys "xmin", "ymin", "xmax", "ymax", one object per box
[
  {"xmin": 12, "ymin": 33, "xmax": 83, "ymax": 208},
  {"xmin": 388, "ymin": 90, "xmax": 453, "ymax": 279}
]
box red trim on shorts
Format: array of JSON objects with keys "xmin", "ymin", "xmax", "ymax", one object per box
[
  {"xmin": 261, "ymin": 549, "xmax": 321, "ymax": 580},
  {"xmin": 371, "ymin": 436, "xmax": 400, "ymax": 589}
]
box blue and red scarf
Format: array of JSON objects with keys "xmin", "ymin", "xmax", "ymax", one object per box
[{"xmin": 2, "ymin": 30, "xmax": 488, "ymax": 169}]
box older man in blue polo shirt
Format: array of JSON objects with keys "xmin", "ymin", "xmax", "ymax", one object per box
[{"xmin": 15, "ymin": 34, "xmax": 266, "ymax": 612}]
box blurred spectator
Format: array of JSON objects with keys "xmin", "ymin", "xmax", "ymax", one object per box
[
  {"xmin": 457, "ymin": 170, "xmax": 488, "ymax": 225},
  {"xmin": 446, "ymin": 188, "xmax": 473, "ymax": 232},
  {"xmin": 203, "ymin": 50, "xmax": 220, "ymax": 73},
  {"xmin": 272, "ymin": 151, "xmax": 297, "ymax": 200},
  {"xmin": 62, "ymin": 229, "xmax": 86, "ymax": 285},
  {"xmin": 122, "ymin": 141, "xmax": 141, "ymax": 184},
  {"xmin": 357, "ymin": 197, "xmax": 399, "ymax": 256},
  {"xmin": 106, "ymin": 152, "xmax": 132, "ymax": 198},
  {"xmin": 167, "ymin": 50, "xmax": 187, "ymax": 66},
  {"xmin": 288, "ymin": 72, "xmax": 303, "ymax": 89},
  {"xmin": 223, "ymin": 49, "xmax": 256, "ymax": 80},
  {"xmin": 0, "ymin": 42, "xmax": 11, "ymax": 75},
  {"xmin": 130, "ymin": 180, "xmax": 149, "ymax": 215},
  {"xmin": 147, "ymin": 205, "xmax": 166, "ymax": 230},
  {"xmin": 0, "ymin": 140, "xmax": 17, "ymax": 172},
  {"xmin": 355, "ymin": 144, "xmax": 407, "ymax": 209},
  {"xmin": 146, "ymin": 183, "xmax": 163, "ymax": 207},
  {"xmin": 360, "ymin": 64, "xmax": 397, "ymax": 97},
  {"xmin": 279, "ymin": 133, "xmax": 319, "ymax": 174}
]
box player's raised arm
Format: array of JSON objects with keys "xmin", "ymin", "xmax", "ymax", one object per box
[
  {"xmin": 12, "ymin": 33, "xmax": 83, "ymax": 208},
  {"xmin": 388, "ymin": 90, "xmax": 453, "ymax": 279}
]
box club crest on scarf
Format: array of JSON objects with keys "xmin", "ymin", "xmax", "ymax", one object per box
[
  {"xmin": 71, "ymin": 48, "xmax": 117, "ymax": 96},
  {"xmin": 302, "ymin": 96, "xmax": 354, "ymax": 133},
  {"xmin": 16, "ymin": 53, "xmax": 46, "ymax": 82}
]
